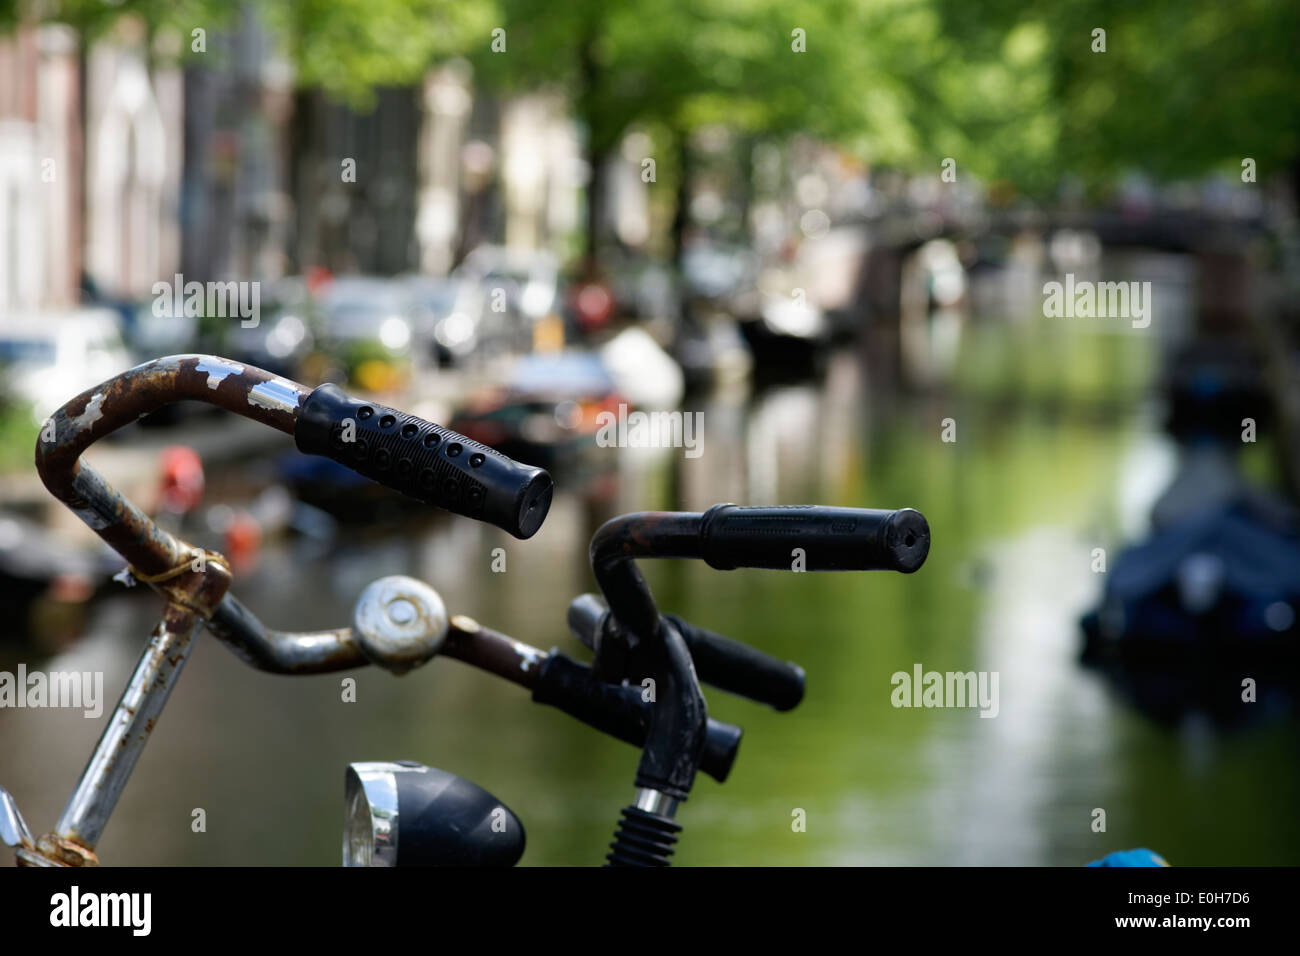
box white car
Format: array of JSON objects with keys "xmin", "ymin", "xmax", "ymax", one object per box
[
  {"xmin": 401, "ymin": 274, "xmax": 485, "ymax": 363},
  {"xmin": 454, "ymin": 245, "xmax": 560, "ymax": 320},
  {"xmin": 318, "ymin": 277, "xmax": 416, "ymax": 351},
  {"xmin": 0, "ymin": 309, "xmax": 133, "ymax": 423}
]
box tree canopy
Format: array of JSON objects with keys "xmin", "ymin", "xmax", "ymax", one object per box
[{"xmin": 3, "ymin": 0, "xmax": 1296, "ymax": 193}]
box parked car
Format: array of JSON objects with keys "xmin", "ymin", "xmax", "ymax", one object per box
[
  {"xmin": 315, "ymin": 276, "xmax": 420, "ymax": 393},
  {"xmin": 402, "ymin": 274, "xmax": 485, "ymax": 367},
  {"xmin": 604, "ymin": 253, "xmax": 681, "ymax": 322},
  {"xmin": 126, "ymin": 298, "xmax": 201, "ymax": 362},
  {"xmin": 456, "ymin": 245, "xmax": 561, "ymax": 318},
  {"xmin": 681, "ymin": 240, "xmax": 759, "ymax": 304},
  {"xmin": 0, "ymin": 309, "xmax": 133, "ymax": 424},
  {"xmin": 224, "ymin": 276, "xmax": 317, "ymax": 379},
  {"xmin": 453, "ymin": 246, "xmax": 561, "ymax": 356}
]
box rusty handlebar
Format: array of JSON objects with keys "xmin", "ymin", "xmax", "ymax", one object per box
[
  {"xmin": 35, "ymin": 355, "xmax": 305, "ymax": 581},
  {"xmin": 13, "ymin": 354, "xmax": 552, "ymax": 866}
]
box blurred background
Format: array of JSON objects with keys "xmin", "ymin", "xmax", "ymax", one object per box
[{"xmin": 1, "ymin": 0, "xmax": 1299, "ymax": 865}]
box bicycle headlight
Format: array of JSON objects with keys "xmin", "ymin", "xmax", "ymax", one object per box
[
  {"xmin": 343, "ymin": 763, "xmax": 400, "ymax": 866},
  {"xmin": 342, "ymin": 762, "xmax": 525, "ymax": 867}
]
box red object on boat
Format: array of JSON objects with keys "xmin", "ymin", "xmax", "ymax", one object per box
[{"xmin": 224, "ymin": 512, "xmax": 263, "ymax": 574}]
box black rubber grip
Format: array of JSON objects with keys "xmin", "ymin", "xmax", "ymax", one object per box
[
  {"xmin": 664, "ymin": 614, "xmax": 805, "ymax": 711},
  {"xmin": 532, "ymin": 652, "xmax": 742, "ymax": 783},
  {"xmin": 567, "ymin": 595, "xmax": 804, "ymax": 712},
  {"xmin": 699, "ymin": 504, "xmax": 929, "ymax": 573},
  {"xmin": 294, "ymin": 383, "xmax": 553, "ymax": 538}
]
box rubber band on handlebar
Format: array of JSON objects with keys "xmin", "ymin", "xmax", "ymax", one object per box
[{"xmin": 128, "ymin": 549, "xmax": 231, "ymax": 619}]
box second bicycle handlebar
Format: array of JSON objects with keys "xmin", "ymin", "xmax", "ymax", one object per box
[
  {"xmin": 697, "ymin": 504, "xmax": 930, "ymax": 572},
  {"xmin": 589, "ymin": 504, "xmax": 931, "ymax": 640},
  {"xmin": 586, "ymin": 503, "xmax": 931, "ymax": 815}
]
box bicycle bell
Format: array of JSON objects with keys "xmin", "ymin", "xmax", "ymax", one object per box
[{"xmin": 352, "ymin": 575, "xmax": 449, "ymax": 674}]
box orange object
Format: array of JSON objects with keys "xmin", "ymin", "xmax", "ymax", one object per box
[
  {"xmin": 223, "ymin": 512, "xmax": 263, "ymax": 574},
  {"xmin": 306, "ymin": 266, "xmax": 334, "ymax": 295},
  {"xmin": 159, "ymin": 446, "xmax": 205, "ymax": 514}
]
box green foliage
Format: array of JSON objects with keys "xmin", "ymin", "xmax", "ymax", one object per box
[
  {"xmin": 0, "ymin": 402, "xmax": 38, "ymax": 474},
  {"xmin": 931, "ymin": 0, "xmax": 1300, "ymax": 190},
  {"xmin": 3, "ymin": 0, "xmax": 1294, "ymax": 191},
  {"xmin": 6, "ymin": 0, "xmax": 233, "ymax": 43},
  {"xmin": 256, "ymin": 0, "xmax": 492, "ymax": 106},
  {"xmin": 472, "ymin": 0, "xmax": 940, "ymax": 160}
]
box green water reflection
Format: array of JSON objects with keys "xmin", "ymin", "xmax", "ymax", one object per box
[{"xmin": 3, "ymin": 317, "xmax": 1297, "ymax": 866}]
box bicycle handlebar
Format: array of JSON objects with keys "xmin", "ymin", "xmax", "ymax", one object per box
[
  {"xmin": 206, "ymin": 592, "xmax": 742, "ymax": 783},
  {"xmin": 699, "ymin": 504, "xmax": 930, "ymax": 572},
  {"xmin": 530, "ymin": 652, "xmax": 742, "ymax": 783},
  {"xmin": 585, "ymin": 503, "xmax": 930, "ymax": 825},
  {"xmin": 35, "ymin": 355, "xmax": 305, "ymax": 580},
  {"xmin": 588, "ymin": 505, "xmax": 930, "ymax": 652},
  {"xmin": 27, "ymin": 356, "xmax": 926, "ymax": 867},
  {"xmin": 24, "ymin": 355, "xmax": 553, "ymax": 862},
  {"xmin": 35, "ymin": 356, "xmax": 554, "ymax": 575}
]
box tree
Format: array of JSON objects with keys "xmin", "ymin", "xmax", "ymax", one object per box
[
  {"xmin": 471, "ymin": 0, "xmax": 955, "ymax": 269},
  {"xmin": 257, "ymin": 0, "xmax": 491, "ymax": 107},
  {"xmin": 930, "ymin": 0, "xmax": 1300, "ymax": 195}
]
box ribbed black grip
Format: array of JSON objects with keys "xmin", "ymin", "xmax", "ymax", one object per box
[
  {"xmin": 532, "ymin": 652, "xmax": 742, "ymax": 783},
  {"xmin": 699, "ymin": 504, "xmax": 929, "ymax": 572},
  {"xmin": 664, "ymin": 614, "xmax": 805, "ymax": 712},
  {"xmin": 294, "ymin": 383, "xmax": 553, "ymax": 538},
  {"xmin": 606, "ymin": 805, "xmax": 681, "ymax": 867}
]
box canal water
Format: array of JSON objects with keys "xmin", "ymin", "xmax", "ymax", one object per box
[{"xmin": 3, "ymin": 316, "xmax": 1297, "ymax": 865}]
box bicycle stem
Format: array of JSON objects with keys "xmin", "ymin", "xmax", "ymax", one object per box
[
  {"xmin": 18, "ymin": 567, "xmax": 230, "ymax": 867},
  {"xmin": 590, "ymin": 513, "xmax": 711, "ymax": 866},
  {"xmin": 588, "ymin": 504, "xmax": 929, "ymax": 864}
]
